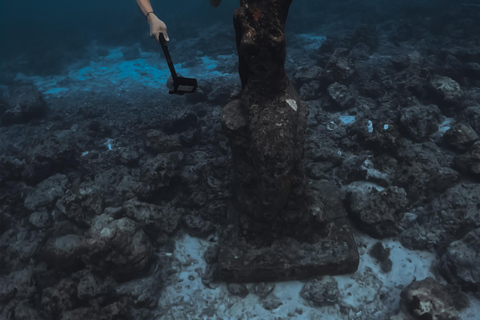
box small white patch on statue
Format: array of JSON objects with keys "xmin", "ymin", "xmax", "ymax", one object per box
[{"xmin": 286, "ymin": 99, "xmax": 297, "ymax": 112}]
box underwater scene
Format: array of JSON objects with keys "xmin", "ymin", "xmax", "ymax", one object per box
[{"xmin": 1, "ymin": 0, "xmax": 480, "ymax": 319}]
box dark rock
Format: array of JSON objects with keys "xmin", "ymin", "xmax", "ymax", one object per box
[
  {"xmin": 453, "ymin": 141, "xmax": 480, "ymax": 180},
  {"xmin": 118, "ymin": 147, "xmax": 140, "ymax": 167},
  {"xmin": 400, "ymin": 104, "xmax": 443, "ymax": 142},
  {"xmin": 401, "ymin": 183, "xmax": 480, "ymax": 252},
  {"xmin": 459, "ymin": 106, "xmax": 480, "ymax": 134},
  {"xmin": 140, "ymin": 152, "xmax": 184, "ymax": 191},
  {"xmin": 346, "ymin": 186, "xmax": 408, "ymax": 238},
  {"xmin": 368, "ymin": 242, "xmax": 392, "ymax": 273},
  {"xmin": 116, "ymin": 276, "xmax": 160, "ymax": 308},
  {"xmin": 465, "ymin": 62, "xmax": 480, "ymax": 78},
  {"xmin": 227, "ymin": 283, "xmax": 249, "ymax": 298},
  {"xmin": 163, "ymin": 112, "xmax": 198, "ymax": 134},
  {"xmin": 183, "ymin": 214, "xmax": 215, "ymax": 237},
  {"xmin": 41, "ymin": 277, "xmax": 78, "ymax": 315},
  {"xmin": 23, "ymin": 136, "xmax": 76, "ymax": 184},
  {"xmin": 252, "ymin": 282, "xmax": 275, "ymax": 298},
  {"xmin": 0, "ymin": 276, "xmax": 15, "ymax": 303},
  {"xmin": 351, "ymin": 120, "xmax": 402, "ymax": 156},
  {"xmin": 121, "ymin": 46, "xmax": 140, "ymax": 61},
  {"xmin": 29, "ymin": 210, "xmax": 52, "ymax": 229},
  {"xmin": 326, "ymin": 82, "xmax": 356, "ymax": 110},
  {"xmin": 56, "ymin": 185, "xmax": 104, "ymax": 227},
  {"xmin": 349, "ymin": 42, "xmax": 371, "ymax": 61},
  {"xmin": 322, "ymin": 48, "xmax": 355, "ymax": 85},
  {"xmin": 391, "ymin": 55, "xmax": 410, "ymax": 71},
  {"xmin": 204, "ymin": 244, "xmax": 219, "ymax": 264},
  {"xmin": 144, "ymin": 129, "xmax": 182, "ymax": 154},
  {"xmin": 299, "ymin": 80, "xmax": 321, "ymax": 101},
  {"xmin": 430, "ymin": 75, "xmax": 463, "ymax": 116},
  {"xmin": 123, "ymin": 199, "xmax": 182, "ymax": 235},
  {"xmin": 77, "ymin": 271, "xmax": 115, "ymax": 301},
  {"xmin": 24, "ymin": 174, "xmax": 68, "ymax": 211},
  {"xmin": 300, "ymin": 278, "xmax": 339, "ymax": 307},
  {"xmin": 441, "ymin": 228, "xmax": 480, "ymax": 291},
  {"xmin": 1, "ymin": 84, "xmax": 48, "ymax": 126},
  {"xmin": 395, "ymin": 277, "xmax": 459, "ymax": 320},
  {"xmin": 41, "ymin": 234, "xmax": 84, "ymax": 271},
  {"xmin": 12, "ymin": 301, "xmax": 45, "ymax": 320},
  {"xmin": 444, "ymin": 123, "xmax": 479, "ymax": 151},
  {"xmin": 80, "ymin": 214, "xmax": 154, "ymax": 281},
  {"xmin": 292, "ymin": 66, "xmax": 323, "ymax": 87},
  {"xmin": 260, "ymin": 294, "xmax": 283, "ymax": 310}
]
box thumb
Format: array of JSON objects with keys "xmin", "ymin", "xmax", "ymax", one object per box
[{"xmin": 162, "ymin": 30, "xmax": 170, "ymax": 42}]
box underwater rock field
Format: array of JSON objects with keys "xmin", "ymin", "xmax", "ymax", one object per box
[{"xmin": 1, "ymin": 3, "xmax": 480, "ymax": 320}]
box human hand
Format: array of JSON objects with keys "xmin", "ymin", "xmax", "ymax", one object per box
[
  {"xmin": 147, "ymin": 13, "xmax": 169, "ymax": 42},
  {"xmin": 209, "ymin": 0, "xmax": 222, "ymax": 7}
]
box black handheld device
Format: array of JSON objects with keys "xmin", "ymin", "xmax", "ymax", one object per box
[{"xmin": 158, "ymin": 33, "xmax": 198, "ymax": 95}]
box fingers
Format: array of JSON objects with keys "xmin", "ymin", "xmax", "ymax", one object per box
[{"xmin": 162, "ymin": 30, "xmax": 170, "ymax": 42}]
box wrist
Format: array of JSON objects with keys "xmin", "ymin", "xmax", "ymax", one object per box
[{"xmin": 146, "ymin": 12, "xmax": 155, "ymax": 23}]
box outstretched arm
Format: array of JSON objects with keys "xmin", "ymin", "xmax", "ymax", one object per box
[{"xmin": 136, "ymin": 0, "xmax": 169, "ymax": 41}]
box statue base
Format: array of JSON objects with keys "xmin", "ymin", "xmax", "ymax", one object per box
[{"xmin": 210, "ymin": 195, "xmax": 359, "ymax": 283}]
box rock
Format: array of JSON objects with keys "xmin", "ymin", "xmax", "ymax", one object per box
[
  {"xmin": 292, "ymin": 66, "xmax": 323, "ymax": 87},
  {"xmin": 183, "ymin": 214, "xmax": 215, "ymax": 237},
  {"xmin": 252, "ymin": 282, "xmax": 275, "ymax": 298},
  {"xmin": 118, "ymin": 147, "xmax": 140, "ymax": 167},
  {"xmin": 140, "ymin": 152, "xmax": 184, "ymax": 191},
  {"xmin": 465, "ymin": 62, "xmax": 480, "ymax": 78},
  {"xmin": 77, "ymin": 271, "xmax": 114, "ymax": 301},
  {"xmin": 1, "ymin": 84, "xmax": 48, "ymax": 126},
  {"xmin": 41, "ymin": 234, "xmax": 84, "ymax": 271},
  {"xmin": 368, "ymin": 242, "xmax": 392, "ymax": 273},
  {"xmin": 326, "ymin": 82, "xmax": 356, "ymax": 110},
  {"xmin": 144, "ymin": 129, "xmax": 182, "ymax": 155},
  {"xmin": 24, "ymin": 136, "xmax": 76, "ymax": 184},
  {"xmin": 227, "ymin": 283, "xmax": 249, "ymax": 298},
  {"xmin": 0, "ymin": 276, "xmax": 15, "ymax": 303},
  {"xmin": 322, "ymin": 48, "xmax": 355, "ymax": 84},
  {"xmin": 55, "ymin": 185, "xmax": 104, "ymax": 227},
  {"xmin": 346, "ymin": 186, "xmax": 408, "ymax": 238},
  {"xmin": 260, "ymin": 294, "xmax": 283, "ymax": 310},
  {"xmin": 459, "ymin": 106, "xmax": 480, "ymax": 134},
  {"xmin": 123, "ymin": 199, "xmax": 182, "ymax": 235},
  {"xmin": 401, "ymin": 183, "xmax": 480, "ymax": 252},
  {"xmin": 300, "ymin": 278, "xmax": 340, "ymax": 307},
  {"xmin": 299, "ymin": 80, "xmax": 321, "ymax": 101},
  {"xmin": 400, "ymin": 104, "xmax": 443, "ymax": 142},
  {"xmin": 444, "ymin": 123, "xmax": 479, "ymax": 151},
  {"xmin": 29, "ymin": 210, "xmax": 52, "ymax": 229},
  {"xmin": 23, "ymin": 174, "xmax": 68, "ymax": 211},
  {"xmin": 121, "ymin": 46, "xmax": 140, "ymax": 61},
  {"xmin": 80, "ymin": 214, "xmax": 154, "ymax": 281},
  {"xmin": 12, "ymin": 301, "xmax": 44, "ymax": 320},
  {"xmin": 394, "ymin": 277, "xmax": 459, "ymax": 320},
  {"xmin": 429, "ymin": 75, "xmax": 463, "ymax": 116},
  {"xmin": 350, "ymin": 120, "xmax": 402, "ymax": 156},
  {"xmin": 116, "ymin": 276, "xmax": 161, "ymax": 308},
  {"xmin": 453, "ymin": 141, "xmax": 480, "ymax": 180},
  {"xmin": 163, "ymin": 112, "xmax": 198, "ymax": 135},
  {"xmin": 41, "ymin": 277, "xmax": 78, "ymax": 315},
  {"xmin": 441, "ymin": 228, "xmax": 480, "ymax": 291}
]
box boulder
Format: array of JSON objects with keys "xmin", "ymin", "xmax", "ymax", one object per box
[
  {"xmin": 441, "ymin": 228, "xmax": 480, "ymax": 291},
  {"xmin": 346, "ymin": 186, "xmax": 408, "ymax": 238},
  {"xmin": 80, "ymin": 214, "xmax": 154, "ymax": 281},
  {"xmin": 400, "ymin": 104, "xmax": 443, "ymax": 142},
  {"xmin": 444, "ymin": 123, "xmax": 479, "ymax": 151},
  {"xmin": 1, "ymin": 84, "xmax": 48, "ymax": 126}
]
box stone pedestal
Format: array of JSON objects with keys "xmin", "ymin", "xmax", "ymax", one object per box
[{"xmin": 213, "ymin": 0, "xmax": 359, "ymax": 282}]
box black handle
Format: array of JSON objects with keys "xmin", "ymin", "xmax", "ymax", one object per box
[{"xmin": 159, "ymin": 33, "xmax": 178, "ymax": 80}]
